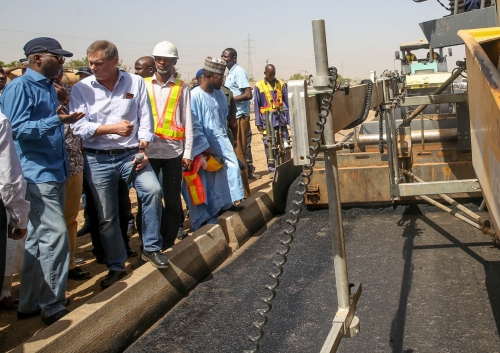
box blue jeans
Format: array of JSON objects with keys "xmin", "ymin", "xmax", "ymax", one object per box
[
  {"xmin": 84, "ymin": 150, "xmax": 163, "ymax": 271},
  {"xmin": 19, "ymin": 182, "xmax": 69, "ymax": 317}
]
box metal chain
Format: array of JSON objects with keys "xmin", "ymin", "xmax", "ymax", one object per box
[{"xmin": 243, "ymin": 67, "xmax": 339, "ymax": 353}]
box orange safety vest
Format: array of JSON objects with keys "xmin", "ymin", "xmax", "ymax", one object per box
[
  {"xmin": 256, "ymin": 79, "xmax": 284, "ymax": 115},
  {"xmin": 183, "ymin": 155, "xmax": 206, "ymax": 206},
  {"xmin": 144, "ymin": 77, "xmax": 185, "ymax": 140}
]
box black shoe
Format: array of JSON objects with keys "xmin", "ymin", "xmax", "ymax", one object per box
[
  {"xmin": 177, "ymin": 228, "xmax": 188, "ymax": 240},
  {"xmin": 127, "ymin": 248, "xmax": 138, "ymax": 258},
  {"xmin": 41, "ymin": 309, "xmax": 70, "ymax": 325},
  {"xmin": 77, "ymin": 223, "xmax": 90, "ymax": 237},
  {"xmin": 95, "ymin": 254, "xmax": 107, "ymax": 264},
  {"xmin": 17, "ymin": 309, "xmax": 41, "ymax": 320},
  {"xmin": 68, "ymin": 267, "xmax": 91, "ymax": 281},
  {"xmin": 142, "ymin": 250, "xmax": 169, "ymax": 269},
  {"xmin": 248, "ymin": 166, "xmax": 256, "ymax": 179},
  {"xmin": 100, "ymin": 270, "xmax": 127, "ymax": 288}
]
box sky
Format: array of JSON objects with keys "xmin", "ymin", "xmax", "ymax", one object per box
[{"xmin": 1, "ymin": 0, "xmax": 466, "ymax": 81}]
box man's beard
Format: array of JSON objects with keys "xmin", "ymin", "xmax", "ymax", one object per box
[{"xmin": 157, "ymin": 68, "xmax": 169, "ymax": 75}]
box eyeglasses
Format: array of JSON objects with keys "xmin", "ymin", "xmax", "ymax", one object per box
[{"xmin": 40, "ymin": 53, "xmax": 65, "ymax": 62}]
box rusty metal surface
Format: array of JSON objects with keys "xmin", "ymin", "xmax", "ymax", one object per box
[
  {"xmin": 305, "ymin": 149, "xmax": 479, "ymax": 207},
  {"xmin": 458, "ymin": 28, "xmax": 500, "ymax": 234}
]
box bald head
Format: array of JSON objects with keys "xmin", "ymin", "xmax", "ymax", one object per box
[
  {"xmin": 264, "ymin": 64, "xmax": 276, "ymax": 83},
  {"xmin": 135, "ymin": 56, "xmax": 156, "ymax": 78}
]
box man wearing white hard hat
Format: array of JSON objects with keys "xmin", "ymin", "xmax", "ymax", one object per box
[{"xmin": 135, "ymin": 41, "xmax": 193, "ymax": 250}]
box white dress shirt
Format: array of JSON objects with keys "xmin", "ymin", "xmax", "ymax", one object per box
[
  {"xmin": 69, "ymin": 70, "xmax": 154, "ymax": 149},
  {"xmin": 146, "ymin": 74, "xmax": 193, "ymax": 161},
  {"xmin": 0, "ymin": 112, "xmax": 30, "ymax": 229}
]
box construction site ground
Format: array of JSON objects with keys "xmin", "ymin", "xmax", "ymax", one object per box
[
  {"xmin": 0, "ymin": 114, "xmax": 274, "ymax": 352},
  {"xmin": 127, "ymin": 182, "xmax": 500, "ymax": 353}
]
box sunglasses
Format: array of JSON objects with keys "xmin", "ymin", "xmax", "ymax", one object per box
[{"xmin": 39, "ymin": 53, "xmax": 65, "ymax": 62}]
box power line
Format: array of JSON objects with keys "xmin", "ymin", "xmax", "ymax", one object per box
[
  {"xmin": 0, "ymin": 28, "xmax": 156, "ymax": 46},
  {"xmin": 243, "ymin": 34, "xmax": 255, "ymax": 80}
]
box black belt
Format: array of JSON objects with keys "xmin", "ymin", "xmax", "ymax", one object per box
[{"xmin": 84, "ymin": 147, "xmax": 139, "ymax": 155}]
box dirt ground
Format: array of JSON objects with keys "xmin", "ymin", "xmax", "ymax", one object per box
[{"xmin": 0, "ymin": 113, "xmax": 278, "ymax": 352}]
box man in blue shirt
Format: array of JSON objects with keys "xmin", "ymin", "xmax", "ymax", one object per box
[
  {"xmin": 464, "ymin": 0, "xmax": 480, "ymax": 11},
  {"xmin": 0, "ymin": 37, "xmax": 84, "ymax": 325},
  {"xmin": 221, "ymin": 48, "xmax": 253, "ymax": 197}
]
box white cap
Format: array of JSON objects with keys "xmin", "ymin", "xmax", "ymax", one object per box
[{"xmin": 152, "ymin": 41, "xmax": 178, "ymax": 58}]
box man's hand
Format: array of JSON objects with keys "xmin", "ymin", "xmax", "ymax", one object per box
[
  {"xmin": 133, "ymin": 151, "xmax": 149, "ymax": 171},
  {"xmin": 201, "ymin": 148, "xmax": 211, "ymax": 158},
  {"xmin": 53, "ymin": 82, "xmax": 69, "ymax": 105},
  {"xmin": 182, "ymin": 158, "xmax": 193, "ymax": 172},
  {"xmin": 8, "ymin": 225, "xmax": 27, "ymax": 240},
  {"xmin": 57, "ymin": 105, "xmax": 85, "ymax": 124},
  {"xmin": 257, "ymin": 125, "xmax": 264, "ymax": 133},
  {"xmin": 114, "ymin": 120, "xmax": 134, "ymax": 136}
]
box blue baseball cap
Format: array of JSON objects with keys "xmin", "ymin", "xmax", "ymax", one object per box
[
  {"xmin": 195, "ymin": 68, "xmax": 204, "ymax": 79},
  {"xmin": 23, "ymin": 37, "xmax": 73, "ymax": 58},
  {"xmin": 75, "ymin": 67, "xmax": 92, "ymax": 76}
]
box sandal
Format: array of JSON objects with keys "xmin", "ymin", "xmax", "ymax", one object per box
[{"xmin": 0, "ymin": 296, "xmax": 19, "ymax": 310}]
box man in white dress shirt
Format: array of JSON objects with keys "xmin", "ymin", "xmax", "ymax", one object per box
[{"xmin": 70, "ymin": 40, "xmax": 169, "ymax": 288}]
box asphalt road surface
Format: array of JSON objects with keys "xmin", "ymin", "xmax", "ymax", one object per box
[{"xmin": 127, "ymin": 184, "xmax": 500, "ymax": 353}]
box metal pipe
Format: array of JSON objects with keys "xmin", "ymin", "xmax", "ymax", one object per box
[
  {"xmin": 481, "ymin": 0, "xmax": 486, "ymax": 9},
  {"xmin": 406, "ymin": 67, "xmax": 464, "ymax": 123},
  {"xmin": 419, "ymin": 194, "xmax": 485, "ymax": 230},
  {"xmin": 402, "ymin": 170, "xmax": 491, "ymax": 227},
  {"xmin": 312, "ymin": 20, "xmax": 329, "ymax": 78},
  {"xmin": 454, "ymin": 0, "xmax": 459, "ymax": 14},
  {"xmin": 389, "ymin": 108, "xmax": 400, "ymax": 183},
  {"xmin": 324, "ymin": 150, "xmax": 350, "ymax": 310},
  {"xmin": 265, "ymin": 111, "xmax": 275, "ymax": 165},
  {"xmin": 357, "ymin": 128, "xmax": 457, "ymax": 146}
]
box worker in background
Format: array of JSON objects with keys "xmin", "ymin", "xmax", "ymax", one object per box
[
  {"xmin": 464, "ymin": 0, "xmax": 480, "ymax": 12},
  {"xmin": 75, "ymin": 66, "xmax": 92, "ymax": 80},
  {"xmin": 221, "ymin": 48, "xmax": 254, "ymax": 195},
  {"xmin": 53, "ymin": 71, "xmax": 91, "ymax": 281},
  {"xmin": 134, "ymin": 57, "xmax": 156, "ymax": 78},
  {"xmin": 253, "ymin": 64, "xmax": 291, "ymax": 179},
  {"xmin": 426, "ymin": 51, "xmax": 441, "ymax": 62},
  {"xmin": 405, "ymin": 49, "xmax": 416, "ymax": 64}
]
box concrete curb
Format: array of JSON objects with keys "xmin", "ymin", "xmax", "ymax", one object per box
[
  {"xmin": 13, "ymin": 224, "xmax": 230, "ymax": 353},
  {"xmin": 218, "ymin": 186, "xmax": 276, "ymax": 250},
  {"xmin": 13, "ymin": 186, "xmax": 278, "ymax": 353}
]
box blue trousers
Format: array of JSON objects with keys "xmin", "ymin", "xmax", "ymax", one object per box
[
  {"xmin": 19, "ymin": 182, "xmax": 69, "ymax": 317},
  {"xmin": 84, "ymin": 150, "xmax": 163, "ymax": 271}
]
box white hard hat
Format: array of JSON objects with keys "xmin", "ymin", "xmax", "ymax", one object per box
[{"xmin": 152, "ymin": 41, "xmax": 178, "ymax": 58}]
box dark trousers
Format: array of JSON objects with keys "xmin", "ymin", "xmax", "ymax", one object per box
[
  {"xmin": 0, "ymin": 201, "xmax": 6, "ymax": 290},
  {"xmin": 82, "ymin": 177, "xmax": 133, "ymax": 257},
  {"xmin": 137, "ymin": 155, "xmax": 183, "ymax": 249}
]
